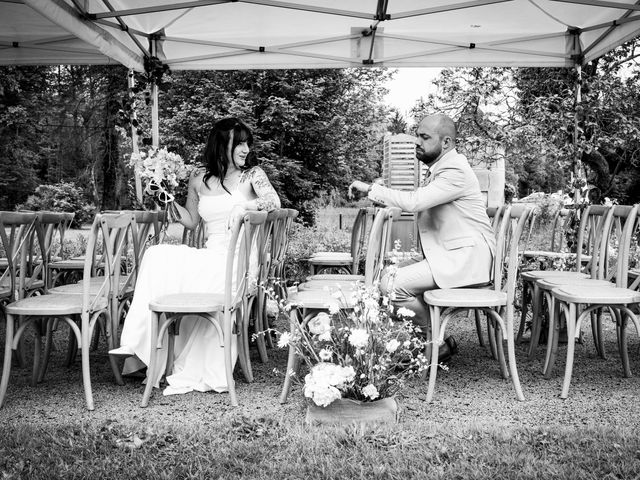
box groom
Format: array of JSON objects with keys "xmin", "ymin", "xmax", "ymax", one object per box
[{"xmin": 348, "ymin": 114, "xmax": 496, "ymax": 333}]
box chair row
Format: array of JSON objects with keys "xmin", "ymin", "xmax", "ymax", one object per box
[{"xmin": 0, "ymin": 209, "xmax": 168, "ymax": 410}]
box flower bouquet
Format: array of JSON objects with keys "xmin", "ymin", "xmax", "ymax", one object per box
[
  {"xmin": 128, "ymin": 146, "xmax": 190, "ymax": 222},
  {"xmin": 274, "ymin": 282, "xmax": 431, "ymax": 418}
]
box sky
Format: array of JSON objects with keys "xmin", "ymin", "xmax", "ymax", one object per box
[{"xmin": 383, "ymin": 67, "xmax": 441, "ymax": 120}]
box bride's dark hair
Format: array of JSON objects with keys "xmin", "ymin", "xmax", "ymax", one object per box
[{"xmin": 202, "ymin": 117, "xmax": 254, "ymax": 193}]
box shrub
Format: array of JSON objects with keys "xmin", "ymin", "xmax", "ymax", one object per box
[{"xmin": 17, "ymin": 182, "xmax": 96, "ymax": 228}]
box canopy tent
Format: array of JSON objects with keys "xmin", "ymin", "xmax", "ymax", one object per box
[{"xmin": 3, "ymin": 0, "xmax": 640, "ymax": 71}]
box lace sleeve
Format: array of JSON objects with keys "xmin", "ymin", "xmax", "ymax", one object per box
[{"xmin": 245, "ymin": 166, "xmax": 281, "ymax": 211}]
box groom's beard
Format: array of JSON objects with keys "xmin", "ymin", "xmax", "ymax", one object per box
[{"xmin": 416, "ymin": 144, "xmax": 442, "ymax": 166}]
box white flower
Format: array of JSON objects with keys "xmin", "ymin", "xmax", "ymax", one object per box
[
  {"xmin": 277, "ymin": 331, "xmax": 292, "ymax": 348},
  {"xmin": 318, "ymin": 330, "xmax": 332, "ymax": 342},
  {"xmin": 308, "ymin": 312, "xmax": 331, "ymax": 336},
  {"xmin": 362, "ymin": 384, "xmax": 379, "ymax": 400},
  {"xmin": 303, "ymin": 375, "xmax": 342, "ymax": 407},
  {"xmin": 328, "ymin": 302, "xmax": 339, "ymax": 315},
  {"xmin": 385, "ymin": 339, "xmax": 401, "ymax": 353},
  {"xmin": 331, "ymin": 290, "xmax": 343, "ymax": 299},
  {"xmin": 396, "ymin": 307, "xmax": 416, "ymax": 318},
  {"xmin": 348, "ymin": 328, "xmax": 369, "ymax": 348},
  {"xmin": 319, "ymin": 348, "xmax": 333, "ymax": 361}
]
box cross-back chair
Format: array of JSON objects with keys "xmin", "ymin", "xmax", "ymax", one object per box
[
  {"xmin": 517, "ymin": 205, "xmax": 612, "ymax": 357},
  {"xmin": 141, "ymin": 210, "xmax": 268, "ymax": 408},
  {"xmin": 0, "ymin": 212, "xmax": 39, "ymax": 369},
  {"xmin": 181, "ymin": 217, "xmax": 207, "ymax": 248},
  {"xmin": 297, "ymin": 207, "xmax": 401, "ymax": 291},
  {"xmin": 278, "ymin": 207, "xmax": 401, "ymax": 404},
  {"xmin": 0, "ymin": 213, "xmax": 136, "ymax": 410},
  {"xmin": 307, "ymin": 207, "xmax": 376, "ymax": 275},
  {"xmin": 422, "ymin": 204, "xmax": 533, "ymax": 402},
  {"xmin": 547, "ymin": 203, "xmax": 640, "ymax": 398},
  {"xmin": 46, "ymin": 210, "xmax": 155, "ymax": 369}
]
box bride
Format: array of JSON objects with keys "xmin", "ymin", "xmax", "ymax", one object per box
[{"xmin": 111, "ymin": 117, "xmax": 280, "ymax": 395}]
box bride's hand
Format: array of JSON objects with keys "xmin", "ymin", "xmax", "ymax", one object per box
[{"xmin": 227, "ymin": 204, "xmax": 247, "ymax": 230}]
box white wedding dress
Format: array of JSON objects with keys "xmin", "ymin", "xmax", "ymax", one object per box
[{"xmin": 118, "ymin": 188, "xmax": 246, "ymax": 395}]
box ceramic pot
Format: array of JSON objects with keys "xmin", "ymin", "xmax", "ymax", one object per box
[{"xmin": 305, "ymin": 396, "xmax": 398, "ymax": 425}]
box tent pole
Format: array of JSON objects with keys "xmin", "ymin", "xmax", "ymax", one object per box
[
  {"xmin": 150, "ymin": 37, "xmax": 160, "ymax": 149},
  {"xmin": 128, "ymin": 70, "xmax": 143, "ymax": 204},
  {"xmin": 572, "ymin": 64, "xmax": 583, "ymax": 205}
]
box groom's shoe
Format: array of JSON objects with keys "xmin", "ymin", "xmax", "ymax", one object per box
[{"xmin": 437, "ymin": 335, "xmax": 458, "ymax": 363}]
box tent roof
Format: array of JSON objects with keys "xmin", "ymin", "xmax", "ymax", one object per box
[{"xmin": 3, "ymin": 0, "xmax": 640, "ymax": 71}]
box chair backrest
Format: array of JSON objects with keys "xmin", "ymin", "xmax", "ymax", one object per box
[
  {"xmin": 271, "ymin": 208, "xmax": 299, "ymax": 298},
  {"xmin": 348, "ymin": 207, "xmax": 377, "ymax": 274},
  {"xmin": 81, "ymin": 213, "xmax": 138, "ymax": 312},
  {"xmin": 227, "ymin": 211, "xmax": 268, "ymax": 309},
  {"xmin": 493, "ymin": 204, "xmax": 532, "ymax": 306},
  {"xmin": 255, "ymin": 209, "xmax": 286, "ymax": 293},
  {"xmin": 363, "ymin": 207, "xmax": 401, "ymax": 286},
  {"xmin": 32, "ymin": 211, "xmax": 75, "ymax": 291},
  {"xmin": 0, "ymin": 212, "xmax": 38, "ymax": 302},
  {"xmin": 594, "ymin": 204, "xmax": 639, "ymax": 287},
  {"xmin": 573, "ymin": 205, "xmax": 613, "ymax": 277},
  {"xmin": 487, "ymin": 205, "xmax": 506, "ymax": 232}
]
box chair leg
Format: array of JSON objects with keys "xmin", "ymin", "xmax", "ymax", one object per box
[
  {"xmin": 543, "ymin": 296, "xmax": 557, "ymax": 376},
  {"xmin": 223, "ymin": 310, "xmax": 238, "ymax": 407},
  {"xmin": 0, "ymin": 313, "xmax": 15, "ymax": 408},
  {"xmin": 494, "ymin": 317, "xmax": 508, "ymax": 379},
  {"xmin": 618, "ymin": 310, "xmax": 631, "ymax": 378},
  {"xmin": 426, "ymin": 306, "xmax": 442, "ymax": 403},
  {"xmin": 65, "ymin": 326, "xmax": 77, "ymax": 367},
  {"xmin": 279, "ymin": 308, "xmax": 301, "ymax": 404},
  {"xmin": 141, "ymin": 311, "xmax": 160, "ymax": 407},
  {"xmin": 237, "ymin": 308, "xmax": 253, "ymax": 384},
  {"xmin": 31, "ymin": 319, "xmax": 43, "ymax": 387},
  {"xmin": 561, "ymin": 303, "xmax": 578, "ymax": 399},
  {"xmin": 486, "ymin": 315, "xmax": 498, "ymax": 360},
  {"xmin": 255, "ymin": 293, "xmax": 269, "ymax": 363},
  {"xmin": 505, "ymin": 313, "xmax": 525, "ymax": 401},
  {"xmin": 80, "ymin": 314, "xmax": 94, "ymax": 411},
  {"xmin": 528, "ymin": 284, "xmax": 544, "ymax": 359},
  {"xmin": 37, "ymin": 318, "xmax": 54, "ymax": 382},
  {"xmin": 516, "ymin": 280, "xmax": 532, "ymax": 344},
  {"xmin": 474, "ymin": 309, "xmax": 485, "ymax": 347}
]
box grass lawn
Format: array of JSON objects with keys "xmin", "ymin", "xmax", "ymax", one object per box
[{"xmin": 1, "ymin": 313, "xmax": 640, "ymax": 479}]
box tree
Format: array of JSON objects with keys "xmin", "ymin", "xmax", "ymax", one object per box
[{"xmin": 387, "ymin": 108, "xmax": 407, "ymax": 134}]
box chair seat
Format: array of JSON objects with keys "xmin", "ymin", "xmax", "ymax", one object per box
[
  {"xmin": 308, "ymin": 257, "xmax": 352, "ymax": 266},
  {"xmin": 288, "ymin": 290, "xmax": 349, "ymax": 310},
  {"xmin": 423, "ymin": 288, "xmax": 507, "ymax": 308},
  {"xmin": 537, "ymin": 277, "xmax": 615, "ymax": 290},
  {"xmin": 149, "ymin": 292, "xmax": 230, "ymax": 313},
  {"xmin": 521, "ymin": 270, "xmax": 589, "ymax": 282},
  {"xmin": 298, "ymin": 279, "xmax": 362, "ymax": 291},
  {"xmin": 311, "ymin": 252, "xmax": 351, "ymax": 259},
  {"xmin": 48, "ymin": 258, "xmax": 86, "ymax": 270},
  {"xmin": 305, "ymin": 274, "xmax": 364, "ymax": 282},
  {"xmin": 6, "ymin": 293, "xmax": 108, "ymax": 315},
  {"xmin": 552, "ymin": 285, "xmax": 640, "ymax": 304}
]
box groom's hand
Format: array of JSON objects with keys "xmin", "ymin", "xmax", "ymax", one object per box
[{"xmin": 348, "ymin": 180, "xmax": 371, "ymax": 199}]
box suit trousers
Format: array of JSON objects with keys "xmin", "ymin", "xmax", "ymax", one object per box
[{"xmin": 380, "ymin": 257, "xmax": 436, "ymax": 329}]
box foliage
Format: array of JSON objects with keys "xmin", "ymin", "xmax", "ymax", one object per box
[
  {"xmin": 283, "ymin": 220, "xmax": 351, "ymax": 285},
  {"xmin": 17, "ymin": 182, "xmax": 96, "ymax": 228},
  {"xmin": 410, "ymin": 39, "xmax": 640, "ymax": 204},
  {"xmin": 158, "ymin": 69, "xmax": 391, "ymax": 224},
  {"xmin": 271, "ymin": 278, "xmax": 430, "ymax": 406}
]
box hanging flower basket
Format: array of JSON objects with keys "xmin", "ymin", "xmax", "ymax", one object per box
[{"xmin": 305, "ymin": 396, "xmax": 398, "ymax": 426}]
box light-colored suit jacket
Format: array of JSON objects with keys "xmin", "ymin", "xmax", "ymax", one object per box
[{"xmin": 369, "ymin": 149, "xmax": 495, "ymax": 288}]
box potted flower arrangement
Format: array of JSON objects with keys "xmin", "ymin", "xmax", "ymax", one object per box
[
  {"xmin": 127, "ymin": 146, "xmax": 190, "ymax": 222},
  {"xmin": 274, "ymin": 278, "xmax": 431, "ymax": 424}
]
